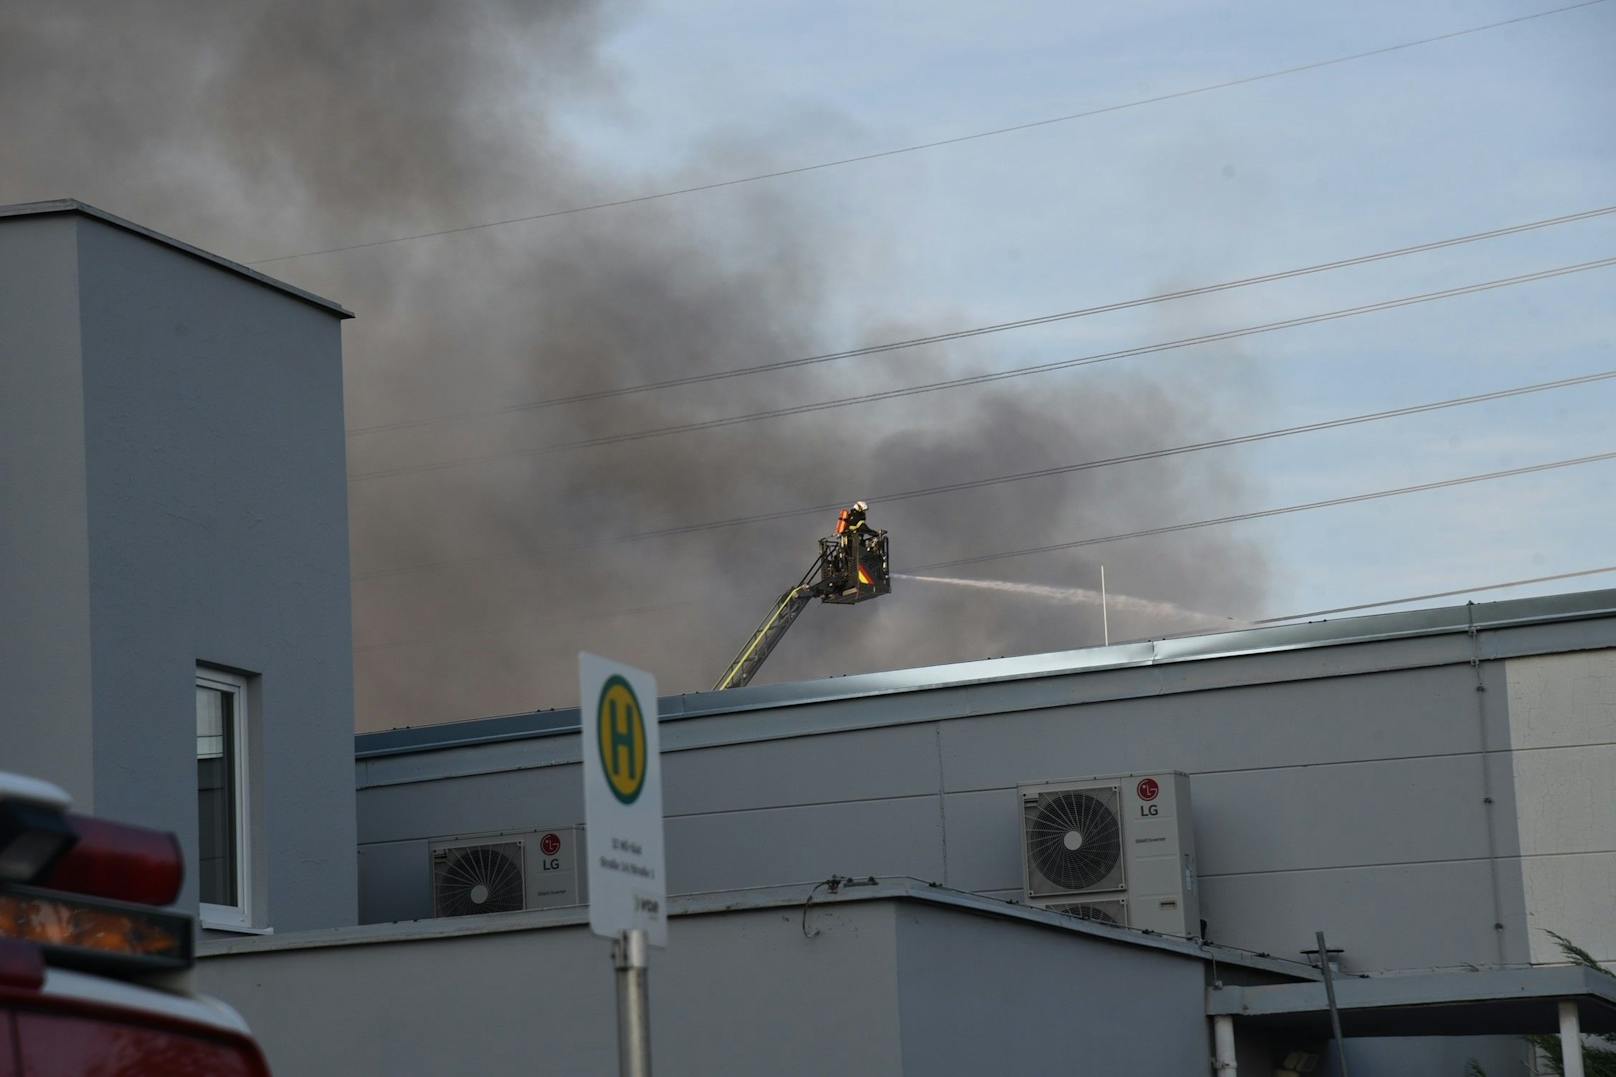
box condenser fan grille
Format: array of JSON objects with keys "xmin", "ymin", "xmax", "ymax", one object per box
[
  {"xmin": 1051, "ymin": 901, "xmax": 1125, "ymax": 926},
  {"xmin": 433, "ymin": 842, "xmax": 526, "ymax": 917},
  {"xmin": 1027, "ymin": 790, "xmax": 1122, "ymax": 892}
]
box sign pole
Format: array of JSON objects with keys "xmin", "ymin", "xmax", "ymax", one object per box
[{"xmin": 613, "ymin": 928, "xmax": 652, "ymax": 1077}]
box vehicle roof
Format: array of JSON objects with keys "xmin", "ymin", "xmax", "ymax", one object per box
[
  {"xmin": 0, "ymin": 773, "xmax": 71, "ymax": 810},
  {"xmin": 36, "ymin": 966, "xmax": 252, "ymax": 1037}
]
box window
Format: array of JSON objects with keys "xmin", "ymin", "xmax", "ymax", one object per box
[{"xmin": 196, "ymin": 667, "xmax": 251, "ymax": 929}]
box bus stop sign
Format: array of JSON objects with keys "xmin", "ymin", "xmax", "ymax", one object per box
[{"xmin": 578, "ymin": 653, "xmax": 667, "ymax": 947}]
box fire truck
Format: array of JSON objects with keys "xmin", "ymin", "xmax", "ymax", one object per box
[
  {"xmin": 0, "ymin": 772, "xmax": 271, "ymax": 1074},
  {"xmin": 712, "ymin": 508, "xmax": 892, "ymax": 690}
]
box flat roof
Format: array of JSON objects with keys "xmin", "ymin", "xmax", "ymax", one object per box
[
  {"xmin": 357, "ymin": 585, "xmax": 1616, "ymax": 759},
  {"xmin": 199, "ymin": 876, "xmax": 1317, "ymax": 981},
  {"xmin": 1208, "ymin": 964, "xmax": 1616, "ymax": 1036},
  {"xmin": 0, "ymin": 199, "xmax": 353, "ymax": 319}
]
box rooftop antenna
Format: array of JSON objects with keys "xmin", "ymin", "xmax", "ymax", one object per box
[{"xmin": 1100, "ymin": 565, "xmax": 1110, "ymax": 646}]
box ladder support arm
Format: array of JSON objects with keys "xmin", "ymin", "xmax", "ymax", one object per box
[{"xmin": 713, "ymin": 582, "xmax": 818, "ymax": 691}]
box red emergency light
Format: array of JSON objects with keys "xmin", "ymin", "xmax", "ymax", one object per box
[
  {"xmin": 0, "ymin": 886, "xmax": 193, "ymax": 973},
  {"xmin": 1, "ymin": 777, "xmax": 184, "ymax": 909},
  {"xmin": 43, "ymin": 815, "xmax": 184, "ymax": 908},
  {"xmin": 0, "ymin": 776, "xmax": 193, "ymax": 976}
]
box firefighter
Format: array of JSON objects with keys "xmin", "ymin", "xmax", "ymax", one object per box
[
  {"xmin": 839, "ymin": 500, "xmax": 868, "ymax": 536},
  {"xmin": 835, "ymin": 501, "xmax": 869, "ymax": 580}
]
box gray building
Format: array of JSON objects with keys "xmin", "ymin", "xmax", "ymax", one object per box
[
  {"xmin": 200, "ymin": 879, "xmax": 1322, "ymax": 1076},
  {"xmin": 323, "ymin": 589, "xmax": 1616, "ymax": 1074},
  {"xmin": 198, "ymin": 878, "xmax": 1616, "ymax": 1076},
  {"xmin": 351, "ymin": 592, "xmax": 1616, "ymax": 977},
  {"xmin": 0, "ymin": 200, "xmax": 358, "ymax": 933}
]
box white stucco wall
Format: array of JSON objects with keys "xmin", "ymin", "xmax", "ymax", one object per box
[{"xmin": 1505, "ymin": 647, "xmax": 1616, "ymax": 967}]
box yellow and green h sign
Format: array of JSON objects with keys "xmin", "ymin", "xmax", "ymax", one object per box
[{"xmin": 596, "ymin": 674, "xmax": 647, "ymax": 804}]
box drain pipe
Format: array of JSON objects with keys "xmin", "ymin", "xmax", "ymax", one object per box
[
  {"xmin": 1213, "ymin": 1015, "xmax": 1237, "ymax": 1073},
  {"xmin": 1560, "ymin": 1001, "xmax": 1585, "ymax": 1077}
]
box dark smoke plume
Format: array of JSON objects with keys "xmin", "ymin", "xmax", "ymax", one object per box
[{"xmin": 1, "ymin": 1, "xmax": 1269, "ymax": 729}]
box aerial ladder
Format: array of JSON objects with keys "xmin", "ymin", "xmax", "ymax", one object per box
[{"xmin": 713, "ymin": 507, "xmax": 892, "ymax": 690}]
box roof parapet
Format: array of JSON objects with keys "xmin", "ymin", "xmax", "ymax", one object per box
[{"xmin": 0, "ymin": 199, "xmax": 353, "ymax": 319}]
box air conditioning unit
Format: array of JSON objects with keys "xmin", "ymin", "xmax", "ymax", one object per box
[
  {"xmin": 429, "ymin": 827, "xmax": 585, "ymax": 918},
  {"xmin": 1019, "ymin": 772, "xmax": 1199, "ymax": 937}
]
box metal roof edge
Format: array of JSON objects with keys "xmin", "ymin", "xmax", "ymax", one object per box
[
  {"xmin": 1206, "ymin": 962, "xmax": 1616, "ymax": 1016},
  {"xmin": 198, "ymin": 876, "xmax": 1315, "ymax": 978},
  {"xmin": 356, "ymin": 586, "xmax": 1616, "ymax": 759},
  {"xmin": 0, "ymin": 199, "xmax": 353, "ymax": 319}
]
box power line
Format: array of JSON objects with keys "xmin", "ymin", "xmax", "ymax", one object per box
[
  {"xmin": 1252, "ymin": 565, "xmax": 1616, "ymax": 624},
  {"xmin": 249, "ymin": 0, "xmax": 1610, "ymax": 266},
  {"xmin": 347, "ymin": 203, "xmax": 1616, "ymax": 437},
  {"xmin": 911, "ymin": 449, "xmax": 1616, "ymax": 572},
  {"xmin": 348, "ymin": 254, "xmax": 1616, "ymax": 483},
  {"xmin": 616, "ymin": 370, "xmax": 1616, "ymax": 538},
  {"xmin": 353, "ymin": 368, "xmax": 1616, "ymax": 582}
]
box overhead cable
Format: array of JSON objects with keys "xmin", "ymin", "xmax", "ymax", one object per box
[
  {"xmin": 347, "ymin": 254, "xmax": 1616, "ymax": 482},
  {"xmin": 250, "ymin": 0, "xmax": 1610, "ymax": 266},
  {"xmin": 1252, "ymin": 565, "xmax": 1616, "ymax": 624},
  {"xmin": 614, "ymin": 370, "xmax": 1616, "ymax": 539},
  {"xmin": 347, "ymin": 203, "xmax": 1616, "ymax": 436},
  {"xmin": 352, "ymin": 369, "xmax": 1616, "ymax": 581},
  {"xmin": 911, "ymin": 449, "xmax": 1616, "ymax": 572}
]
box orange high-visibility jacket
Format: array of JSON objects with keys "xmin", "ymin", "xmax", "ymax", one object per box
[{"xmin": 836, "ymin": 509, "xmax": 850, "ymax": 534}]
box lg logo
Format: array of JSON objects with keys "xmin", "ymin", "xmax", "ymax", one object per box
[
  {"xmin": 538, "ymin": 832, "xmax": 563, "ymax": 870},
  {"xmin": 1137, "ymin": 778, "xmax": 1161, "ymax": 817}
]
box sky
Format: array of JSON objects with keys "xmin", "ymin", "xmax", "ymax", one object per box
[{"xmin": 3, "ymin": 0, "xmax": 1613, "ymax": 729}]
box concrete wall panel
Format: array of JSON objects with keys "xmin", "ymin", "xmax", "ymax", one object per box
[
  {"xmin": 1192, "ymin": 755, "xmax": 1497, "ymax": 875},
  {"xmin": 1511, "ymin": 745, "xmax": 1616, "ymax": 856},
  {"xmin": 894, "ymin": 903, "xmax": 1209, "ymax": 1075},
  {"xmin": 73, "ymin": 219, "xmax": 355, "ymax": 930},
  {"xmin": 1520, "ymin": 851, "xmax": 1616, "ymax": 966},
  {"xmin": 661, "ymin": 722, "xmax": 941, "ymax": 816},
  {"xmin": 358, "ymin": 840, "xmax": 432, "ymax": 924},
  {"xmin": 359, "ymin": 767, "xmax": 583, "ymax": 846},
  {"xmin": 937, "ymin": 788, "xmax": 1022, "ymax": 893},
  {"xmin": 937, "ymin": 664, "xmax": 1486, "ymax": 792},
  {"xmin": 1505, "ymin": 649, "xmax": 1616, "ymax": 750},
  {"xmin": 666, "ymin": 795, "xmax": 944, "ymax": 894},
  {"xmin": 199, "ymin": 903, "xmax": 905, "ymax": 1077},
  {"xmin": 1200, "ymin": 858, "xmax": 1504, "ymax": 971},
  {"xmin": 1506, "ymin": 650, "xmax": 1616, "ymax": 964},
  {"xmin": 0, "ymin": 216, "xmax": 94, "ymax": 804}
]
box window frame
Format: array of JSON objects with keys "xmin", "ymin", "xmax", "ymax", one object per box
[{"xmin": 195, "ymin": 666, "xmax": 253, "ymax": 931}]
